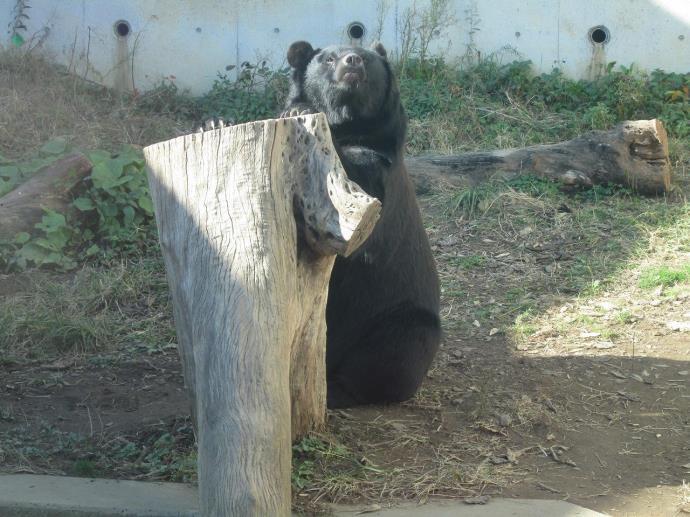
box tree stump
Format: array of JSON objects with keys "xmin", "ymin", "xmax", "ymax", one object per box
[
  {"xmin": 407, "ymin": 119, "xmax": 671, "ymax": 194},
  {"xmin": 143, "ymin": 114, "xmax": 380, "ymax": 517}
]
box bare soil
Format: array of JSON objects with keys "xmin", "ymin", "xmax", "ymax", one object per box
[{"xmin": 2, "ymin": 190, "xmax": 689, "ymax": 516}]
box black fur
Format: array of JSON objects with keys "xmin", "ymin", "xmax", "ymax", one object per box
[
  {"xmin": 283, "ymin": 41, "xmax": 441, "ymax": 408},
  {"xmin": 284, "ymin": 41, "xmax": 320, "ymax": 115}
]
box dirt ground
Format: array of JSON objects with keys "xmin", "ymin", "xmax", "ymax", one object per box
[
  {"xmin": 1, "ymin": 52, "xmax": 689, "ymax": 517},
  {"xmin": 2, "ymin": 188, "xmax": 689, "ymax": 517}
]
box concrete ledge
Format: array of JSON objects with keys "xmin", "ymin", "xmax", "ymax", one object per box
[
  {"xmin": 0, "ymin": 474, "xmax": 606, "ymax": 516},
  {"xmin": 0, "ymin": 475, "xmax": 199, "ymax": 517}
]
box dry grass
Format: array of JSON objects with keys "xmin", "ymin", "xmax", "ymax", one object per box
[{"xmin": 0, "ymin": 50, "xmax": 186, "ymax": 159}]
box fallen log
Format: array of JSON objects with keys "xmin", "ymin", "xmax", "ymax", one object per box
[
  {"xmin": 406, "ymin": 119, "xmax": 671, "ymax": 194},
  {"xmin": 143, "ymin": 114, "xmax": 380, "ymax": 517},
  {"xmin": 0, "ymin": 153, "xmax": 92, "ymax": 240}
]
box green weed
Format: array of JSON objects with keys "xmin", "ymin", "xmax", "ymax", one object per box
[
  {"xmin": 445, "ymin": 184, "xmax": 496, "ymax": 218},
  {"xmin": 0, "ymin": 259, "xmax": 174, "ymax": 361},
  {"xmin": 508, "ymin": 175, "xmax": 559, "ymax": 198},
  {"xmin": 639, "ymin": 265, "xmax": 690, "ymax": 289},
  {"xmin": 0, "ymin": 145, "xmax": 156, "ymax": 272},
  {"xmin": 451, "ymin": 255, "xmax": 486, "ymax": 270},
  {"xmin": 199, "ymin": 61, "xmax": 289, "ymax": 123}
]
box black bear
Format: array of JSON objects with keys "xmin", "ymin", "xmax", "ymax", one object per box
[{"xmin": 283, "ymin": 41, "xmax": 440, "ymax": 408}]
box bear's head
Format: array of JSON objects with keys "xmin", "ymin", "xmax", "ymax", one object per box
[{"xmin": 286, "ymin": 41, "xmax": 398, "ymax": 127}]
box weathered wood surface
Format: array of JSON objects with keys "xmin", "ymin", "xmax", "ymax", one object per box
[
  {"xmin": 143, "ymin": 114, "xmax": 380, "ymax": 517},
  {"xmin": 0, "ymin": 153, "xmax": 92, "ymax": 239},
  {"xmin": 406, "ymin": 119, "xmax": 671, "ymax": 194}
]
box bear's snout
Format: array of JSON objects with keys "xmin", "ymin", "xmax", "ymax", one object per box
[
  {"xmin": 336, "ymin": 53, "xmax": 366, "ymax": 85},
  {"xmin": 343, "ymin": 53, "xmax": 363, "ymax": 66}
]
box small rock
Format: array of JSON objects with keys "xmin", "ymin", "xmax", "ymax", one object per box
[
  {"xmin": 464, "ymin": 495, "xmax": 491, "ymax": 505},
  {"xmin": 579, "ymin": 331, "xmax": 601, "ymax": 338},
  {"xmin": 438, "ymin": 235, "xmax": 459, "ymax": 247},
  {"xmin": 667, "ymin": 321, "xmax": 690, "ymax": 332},
  {"xmin": 496, "ymin": 413, "xmax": 512, "ymax": 427}
]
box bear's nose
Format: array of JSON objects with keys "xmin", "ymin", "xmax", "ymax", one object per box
[{"xmin": 344, "ymin": 53, "xmax": 363, "ymax": 66}]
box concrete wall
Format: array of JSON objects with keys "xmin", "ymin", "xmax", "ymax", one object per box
[{"xmin": 1, "ymin": 0, "xmax": 688, "ymax": 94}]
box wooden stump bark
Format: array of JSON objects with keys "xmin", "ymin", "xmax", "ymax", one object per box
[
  {"xmin": 0, "ymin": 153, "xmax": 92, "ymax": 240},
  {"xmin": 407, "ymin": 119, "xmax": 671, "ymax": 194},
  {"xmin": 143, "ymin": 114, "xmax": 380, "ymax": 517}
]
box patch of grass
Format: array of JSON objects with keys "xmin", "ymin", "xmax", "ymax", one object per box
[
  {"xmin": 639, "ymin": 265, "xmax": 690, "ymax": 289},
  {"xmin": 2, "ymin": 418, "xmax": 197, "ymax": 482},
  {"xmin": 451, "ymin": 255, "xmax": 486, "ymax": 270},
  {"xmin": 0, "ymin": 258, "xmax": 174, "ymax": 362},
  {"xmin": 508, "ymin": 175, "xmax": 560, "ymax": 198},
  {"xmin": 513, "ymin": 310, "xmax": 538, "ymax": 338},
  {"xmin": 445, "ymin": 184, "xmax": 498, "ymax": 218},
  {"xmin": 616, "ymin": 310, "xmax": 635, "ymax": 325},
  {"xmin": 72, "ymin": 459, "xmax": 98, "ymax": 477},
  {"xmin": 291, "ymin": 434, "xmax": 386, "ymax": 501},
  {"xmin": 0, "ymin": 51, "xmax": 185, "ymax": 159}
]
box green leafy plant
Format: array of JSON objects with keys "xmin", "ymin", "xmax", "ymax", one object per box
[
  {"xmin": 12, "ymin": 211, "xmax": 76, "ymax": 269},
  {"xmin": 1, "ymin": 146, "xmax": 156, "ymax": 272},
  {"xmin": 199, "ymin": 61, "xmax": 289, "ymax": 123},
  {"xmin": 9, "ymin": 0, "xmax": 30, "ymax": 47},
  {"xmin": 74, "ymin": 147, "xmax": 155, "ymax": 253}
]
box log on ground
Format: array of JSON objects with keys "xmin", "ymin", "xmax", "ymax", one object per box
[
  {"xmin": 406, "ymin": 119, "xmax": 671, "ymax": 195},
  {"xmin": 0, "ymin": 153, "xmax": 93, "ymax": 240},
  {"xmin": 143, "ymin": 114, "xmax": 380, "ymax": 517}
]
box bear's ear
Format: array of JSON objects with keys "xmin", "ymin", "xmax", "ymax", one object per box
[
  {"xmin": 370, "ymin": 41, "xmax": 387, "ymax": 59},
  {"xmin": 287, "ymin": 41, "xmax": 316, "ymax": 69}
]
